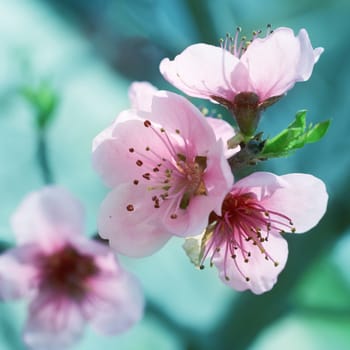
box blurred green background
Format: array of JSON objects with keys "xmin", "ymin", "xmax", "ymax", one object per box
[{"xmin": 0, "ymin": 0, "xmax": 349, "ymax": 349}]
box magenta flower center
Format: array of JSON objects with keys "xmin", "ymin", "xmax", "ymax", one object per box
[
  {"xmin": 127, "ymin": 120, "xmax": 207, "ymax": 219},
  {"xmin": 36, "ymin": 244, "xmax": 99, "ymax": 300},
  {"xmin": 202, "ymin": 191, "xmax": 295, "ymax": 281}
]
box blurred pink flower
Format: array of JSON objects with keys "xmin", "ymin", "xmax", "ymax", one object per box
[
  {"xmin": 160, "ymin": 27, "xmax": 323, "ymax": 135},
  {"xmin": 195, "ymin": 172, "xmax": 328, "ymax": 294},
  {"xmin": 93, "ymin": 89, "xmax": 233, "ymax": 257},
  {"xmin": 0, "ymin": 187, "xmax": 144, "ymax": 350}
]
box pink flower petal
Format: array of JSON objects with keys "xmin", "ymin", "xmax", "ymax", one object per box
[
  {"xmin": 206, "ymin": 117, "xmax": 239, "ymax": 158},
  {"xmin": 160, "ymin": 43, "xmax": 239, "ymax": 102},
  {"xmin": 240, "ymin": 27, "xmax": 323, "ymax": 100},
  {"xmin": 98, "ymin": 184, "xmax": 172, "ymax": 257},
  {"xmin": 213, "ymin": 232, "xmax": 288, "ymax": 294},
  {"xmin": 128, "ymin": 81, "xmax": 157, "ymax": 111},
  {"xmin": 264, "ymin": 173, "xmax": 328, "ymax": 233},
  {"xmin": 0, "ymin": 245, "xmax": 39, "ymax": 300},
  {"xmin": 11, "ymin": 187, "xmax": 84, "ymax": 245},
  {"xmin": 233, "ymin": 171, "xmax": 286, "ymax": 200},
  {"xmin": 24, "ymin": 295, "xmax": 85, "ymax": 350},
  {"xmin": 147, "ymin": 90, "xmax": 218, "ymax": 151},
  {"xmin": 92, "ymin": 110, "xmax": 148, "ymax": 187},
  {"xmin": 295, "ymin": 28, "xmax": 324, "ymax": 80},
  {"xmin": 87, "ymin": 271, "xmax": 144, "ymax": 334}
]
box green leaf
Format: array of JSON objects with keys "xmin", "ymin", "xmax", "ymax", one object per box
[
  {"xmin": 306, "ymin": 120, "xmax": 331, "ymax": 143},
  {"xmin": 261, "ymin": 110, "xmax": 331, "ymax": 159},
  {"xmin": 288, "ymin": 109, "xmax": 307, "ymax": 129}
]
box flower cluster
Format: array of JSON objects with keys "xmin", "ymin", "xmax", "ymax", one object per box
[
  {"xmin": 93, "ymin": 26, "xmax": 328, "ymax": 294},
  {"xmin": 0, "ymin": 23, "xmax": 329, "ymax": 350}
]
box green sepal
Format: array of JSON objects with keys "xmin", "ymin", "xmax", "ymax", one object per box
[{"xmin": 261, "ymin": 110, "xmax": 331, "ymax": 158}]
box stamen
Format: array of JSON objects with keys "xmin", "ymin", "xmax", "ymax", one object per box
[
  {"xmin": 126, "ymin": 204, "xmax": 134, "ymax": 212},
  {"xmin": 200, "ymin": 191, "xmax": 294, "ymax": 283}
]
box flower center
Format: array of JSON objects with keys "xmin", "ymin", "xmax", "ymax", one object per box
[
  {"xmin": 36, "ymin": 244, "xmax": 99, "ymax": 300},
  {"xmin": 201, "ymin": 191, "xmax": 295, "ymax": 281},
  {"xmin": 126, "ymin": 120, "xmax": 208, "ymax": 219}
]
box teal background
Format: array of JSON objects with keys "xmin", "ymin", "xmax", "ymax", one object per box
[{"xmin": 0, "ymin": 0, "xmax": 349, "ymax": 349}]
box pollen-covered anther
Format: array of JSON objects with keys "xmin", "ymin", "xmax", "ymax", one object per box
[
  {"xmin": 128, "ymin": 147, "xmax": 134, "ymax": 153},
  {"xmin": 142, "ymin": 173, "xmax": 151, "ymax": 180},
  {"xmin": 136, "ymin": 160, "xmax": 143, "ymax": 167},
  {"xmin": 144, "ymin": 120, "xmax": 151, "ymax": 127},
  {"xmin": 126, "ymin": 204, "xmax": 134, "ymax": 212}
]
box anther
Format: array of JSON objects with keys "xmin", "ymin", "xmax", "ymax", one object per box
[
  {"xmin": 225, "ymin": 275, "xmax": 230, "ymax": 281},
  {"xmin": 136, "ymin": 160, "xmax": 143, "ymax": 167},
  {"xmin": 133, "ymin": 180, "xmax": 139, "ymax": 185},
  {"xmin": 128, "ymin": 147, "xmax": 134, "ymax": 153},
  {"xmin": 126, "ymin": 204, "xmax": 134, "ymax": 212},
  {"xmin": 142, "ymin": 173, "xmax": 151, "ymax": 180},
  {"xmin": 144, "ymin": 120, "xmax": 151, "ymax": 127},
  {"xmin": 199, "ymin": 265, "xmax": 205, "ymax": 270},
  {"xmin": 245, "ymin": 277, "xmax": 250, "ymax": 282},
  {"xmin": 145, "ymin": 146, "xmax": 150, "ymax": 151},
  {"xmin": 170, "ymin": 214, "xmax": 178, "ymax": 219}
]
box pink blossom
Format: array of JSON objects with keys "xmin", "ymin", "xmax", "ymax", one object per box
[
  {"xmin": 93, "ymin": 90, "xmax": 233, "ymax": 257},
  {"xmin": 160, "ymin": 27, "xmax": 323, "ymax": 135},
  {"xmin": 187, "ymin": 172, "xmax": 328, "ymax": 294},
  {"xmin": 128, "ymin": 81, "xmax": 239, "ymax": 158},
  {"xmin": 0, "ymin": 187, "xmax": 144, "ymax": 350}
]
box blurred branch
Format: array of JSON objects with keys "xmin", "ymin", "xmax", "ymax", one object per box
[
  {"xmin": 36, "ymin": 130, "xmax": 54, "ymax": 185},
  {"xmin": 20, "ymin": 81, "xmax": 58, "ymax": 185},
  {"xmin": 208, "ymin": 183, "xmax": 350, "ymax": 350},
  {"xmin": 297, "ymin": 305, "xmax": 350, "ymax": 320}
]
